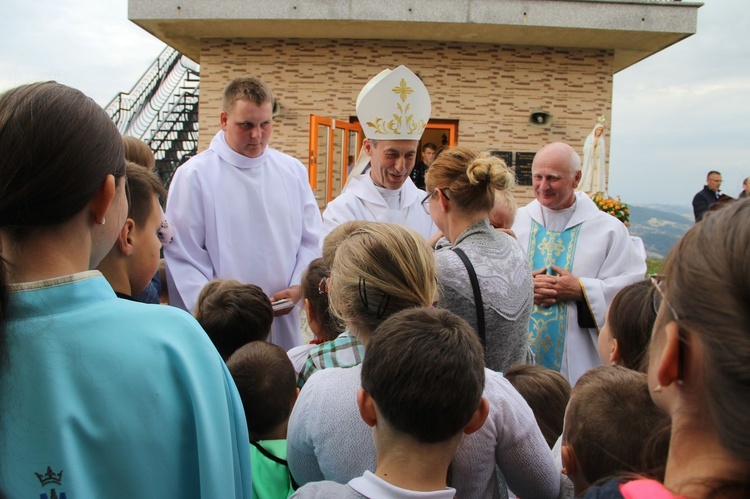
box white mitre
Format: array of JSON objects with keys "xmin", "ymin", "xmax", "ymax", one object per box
[{"xmin": 356, "ymin": 65, "xmax": 431, "ymax": 141}]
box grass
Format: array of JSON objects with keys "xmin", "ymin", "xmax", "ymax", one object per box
[{"xmin": 646, "ymin": 259, "xmax": 664, "ymax": 276}]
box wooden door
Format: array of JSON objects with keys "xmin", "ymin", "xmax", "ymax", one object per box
[{"xmin": 309, "ymin": 116, "xmax": 363, "ymax": 209}]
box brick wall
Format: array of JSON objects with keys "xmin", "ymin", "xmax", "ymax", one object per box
[{"xmin": 199, "ymin": 38, "xmax": 614, "ymax": 205}]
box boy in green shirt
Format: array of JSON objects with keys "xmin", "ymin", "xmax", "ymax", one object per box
[{"xmin": 228, "ymin": 341, "xmax": 299, "ymax": 498}]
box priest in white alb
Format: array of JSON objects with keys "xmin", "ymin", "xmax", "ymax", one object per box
[
  {"xmin": 164, "ymin": 76, "xmax": 321, "ymax": 350},
  {"xmin": 513, "ymin": 142, "xmax": 645, "ymax": 385},
  {"xmin": 321, "ymin": 65, "xmax": 437, "ymax": 242}
]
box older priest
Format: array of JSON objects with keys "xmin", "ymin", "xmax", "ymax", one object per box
[
  {"xmin": 321, "ymin": 66, "xmax": 437, "ymax": 242},
  {"xmin": 513, "ymin": 142, "xmax": 645, "ymax": 385}
]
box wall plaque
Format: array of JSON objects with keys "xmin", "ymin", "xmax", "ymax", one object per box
[
  {"xmin": 514, "ymin": 152, "xmax": 536, "ymax": 186},
  {"xmin": 489, "ymin": 150, "xmax": 513, "ymax": 168}
]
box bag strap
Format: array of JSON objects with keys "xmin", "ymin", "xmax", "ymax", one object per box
[
  {"xmin": 451, "ymin": 247, "xmax": 486, "ymax": 349},
  {"xmin": 251, "ymin": 440, "xmax": 300, "ymax": 490}
]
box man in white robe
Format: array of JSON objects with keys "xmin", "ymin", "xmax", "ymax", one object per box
[
  {"xmin": 165, "ymin": 76, "xmax": 321, "ymax": 350},
  {"xmin": 321, "ymin": 66, "xmax": 437, "ymax": 242},
  {"xmin": 513, "ymin": 142, "xmax": 645, "ymax": 385}
]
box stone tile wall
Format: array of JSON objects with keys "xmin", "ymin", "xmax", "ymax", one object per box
[{"xmin": 199, "ymin": 38, "xmax": 614, "ymax": 204}]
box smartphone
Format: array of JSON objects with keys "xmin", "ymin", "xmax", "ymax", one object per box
[{"xmin": 271, "ymin": 298, "xmax": 294, "ymax": 312}]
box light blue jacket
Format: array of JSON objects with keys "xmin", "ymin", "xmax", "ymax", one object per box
[{"xmin": 0, "ymin": 272, "xmax": 251, "ymax": 498}]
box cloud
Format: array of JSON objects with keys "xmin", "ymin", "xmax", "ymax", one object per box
[
  {"xmin": 610, "ymin": 0, "xmax": 750, "ymax": 205},
  {"xmin": 0, "ymin": 0, "xmax": 164, "ymax": 105}
]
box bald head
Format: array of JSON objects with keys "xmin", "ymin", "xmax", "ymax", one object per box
[
  {"xmin": 535, "ymin": 142, "xmax": 581, "ymax": 176},
  {"xmin": 531, "ymin": 142, "xmax": 582, "ymax": 210}
]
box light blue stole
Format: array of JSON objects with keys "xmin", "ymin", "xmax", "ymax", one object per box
[{"xmin": 527, "ymin": 220, "xmax": 582, "ymax": 371}]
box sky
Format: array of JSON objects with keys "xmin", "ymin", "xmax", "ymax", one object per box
[{"xmin": 1, "ymin": 0, "xmax": 747, "ymax": 207}]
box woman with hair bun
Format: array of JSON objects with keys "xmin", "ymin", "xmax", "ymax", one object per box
[
  {"xmin": 425, "ymin": 147, "xmax": 533, "ymax": 372},
  {"xmin": 0, "ymin": 82, "xmax": 250, "ymax": 498}
]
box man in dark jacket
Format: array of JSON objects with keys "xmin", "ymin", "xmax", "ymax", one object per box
[
  {"xmin": 408, "ymin": 142, "xmax": 437, "ymax": 190},
  {"xmin": 692, "ymin": 170, "xmax": 723, "ymax": 222}
]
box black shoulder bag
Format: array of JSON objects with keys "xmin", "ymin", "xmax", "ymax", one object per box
[{"xmin": 451, "ymin": 247, "xmax": 486, "ymax": 349}]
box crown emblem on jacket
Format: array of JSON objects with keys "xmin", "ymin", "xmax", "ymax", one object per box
[{"xmin": 35, "ymin": 467, "xmax": 64, "ymax": 486}]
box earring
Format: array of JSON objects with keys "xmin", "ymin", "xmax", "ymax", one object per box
[
  {"xmin": 653, "ymin": 384, "xmax": 663, "ymax": 393},
  {"xmin": 97, "ymin": 218, "xmax": 106, "ymax": 227}
]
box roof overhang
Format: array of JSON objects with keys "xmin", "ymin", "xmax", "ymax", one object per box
[{"xmin": 129, "ymin": 0, "xmax": 701, "ymax": 73}]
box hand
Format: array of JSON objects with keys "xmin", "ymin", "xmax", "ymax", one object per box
[
  {"xmin": 532, "ymin": 268, "xmax": 557, "ymax": 308},
  {"xmin": 532, "ymin": 266, "xmax": 582, "ymax": 307},
  {"xmin": 427, "ymin": 231, "xmax": 445, "ymax": 249},
  {"xmin": 550, "ymin": 266, "xmax": 583, "ymax": 302},
  {"xmin": 271, "ymin": 285, "xmax": 302, "ymax": 317}
]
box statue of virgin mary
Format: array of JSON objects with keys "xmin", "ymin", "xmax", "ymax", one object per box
[{"xmin": 578, "ymin": 118, "xmax": 607, "ymax": 195}]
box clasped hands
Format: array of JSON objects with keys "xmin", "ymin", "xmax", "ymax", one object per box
[{"xmin": 532, "ymin": 265, "xmax": 582, "ymax": 308}]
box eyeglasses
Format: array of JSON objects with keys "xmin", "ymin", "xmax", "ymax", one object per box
[
  {"xmin": 649, "ymin": 274, "xmax": 679, "ymax": 320},
  {"xmin": 124, "ymin": 177, "xmax": 132, "ymax": 207},
  {"xmin": 650, "ymin": 274, "xmax": 685, "ymax": 381},
  {"xmin": 421, "ymin": 188, "xmax": 450, "ymax": 215}
]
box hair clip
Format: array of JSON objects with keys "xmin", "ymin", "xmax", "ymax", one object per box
[
  {"xmin": 318, "ymin": 277, "xmax": 329, "ymax": 295},
  {"xmin": 358, "ymin": 276, "xmax": 368, "ymax": 309},
  {"xmin": 375, "ymin": 293, "xmax": 391, "ymax": 319}
]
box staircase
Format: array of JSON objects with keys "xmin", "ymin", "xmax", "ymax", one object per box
[{"xmin": 105, "ymin": 46, "xmax": 200, "ymax": 189}]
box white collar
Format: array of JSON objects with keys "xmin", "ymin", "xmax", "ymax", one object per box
[
  {"xmin": 527, "ymin": 192, "xmax": 600, "ymax": 231},
  {"xmin": 344, "ymin": 174, "xmax": 424, "ymax": 208},
  {"xmin": 349, "ymin": 471, "xmax": 456, "ymax": 498},
  {"xmin": 210, "ymin": 131, "xmax": 268, "ymax": 169},
  {"xmin": 373, "ymin": 178, "xmax": 403, "ymax": 209},
  {"xmin": 540, "ymin": 197, "xmax": 577, "ymax": 232}
]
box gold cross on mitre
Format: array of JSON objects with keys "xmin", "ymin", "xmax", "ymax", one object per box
[
  {"xmin": 392, "ymin": 79, "xmax": 414, "ymax": 102},
  {"xmin": 356, "ymin": 65, "xmax": 432, "ymax": 140}
]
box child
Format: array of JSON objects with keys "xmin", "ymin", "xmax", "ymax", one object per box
[
  {"xmin": 287, "ymin": 258, "xmax": 345, "ymax": 375},
  {"xmin": 96, "ymin": 162, "xmax": 166, "ymax": 300},
  {"xmin": 505, "ymin": 364, "xmax": 571, "ymax": 448},
  {"xmin": 123, "ymin": 135, "xmax": 156, "ymax": 171},
  {"xmin": 292, "ymin": 307, "xmax": 489, "ymax": 498},
  {"xmin": 320, "ymin": 220, "xmax": 370, "ymax": 266},
  {"xmin": 489, "ymin": 188, "xmax": 518, "ymax": 230},
  {"xmin": 121, "ymin": 135, "xmax": 174, "ymax": 304},
  {"xmin": 597, "ymin": 280, "xmax": 657, "ymax": 372},
  {"xmin": 228, "ymin": 342, "xmax": 299, "ymax": 499},
  {"xmin": 297, "ymin": 222, "xmax": 370, "ymax": 387},
  {"xmin": 561, "ymin": 366, "xmax": 670, "ymax": 497},
  {"xmin": 194, "ymin": 279, "xmax": 274, "ymax": 360}
]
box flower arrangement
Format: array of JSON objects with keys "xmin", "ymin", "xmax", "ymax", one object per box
[{"xmin": 592, "ymin": 193, "xmax": 630, "ymax": 226}]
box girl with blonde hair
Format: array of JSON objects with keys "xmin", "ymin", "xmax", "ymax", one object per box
[
  {"xmin": 326, "ymin": 222, "xmax": 438, "ymax": 339},
  {"xmin": 425, "ymin": 146, "xmax": 533, "ymax": 372},
  {"xmin": 287, "ymin": 223, "xmax": 562, "ymax": 499}
]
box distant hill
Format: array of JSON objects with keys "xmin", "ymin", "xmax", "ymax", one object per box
[
  {"xmin": 628, "ymin": 204, "xmax": 693, "ymax": 260},
  {"xmin": 638, "ymin": 204, "xmax": 694, "ymax": 220}
]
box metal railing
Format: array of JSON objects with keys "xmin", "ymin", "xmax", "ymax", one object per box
[{"xmin": 106, "ymin": 47, "xmax": 200, "ymax": 190}]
